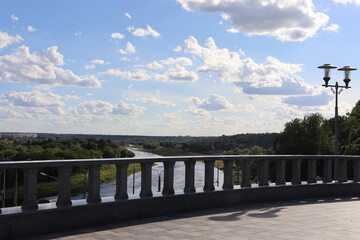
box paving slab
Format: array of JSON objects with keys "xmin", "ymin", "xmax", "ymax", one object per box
[{"xmin": 24, "ymin": 197, "xmax": 360, "ymax": 240}]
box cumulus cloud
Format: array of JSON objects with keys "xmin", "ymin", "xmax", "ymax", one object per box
[
  {"xmin": 101, "ymin": 69, "xmax": 150, "ymax": 81},
  {"xmin": 283, "ymin": 91, "xmax": 332, "ymax": 106},
  {"xmin": 84, "ymin": 64, "xmax": 95, "ymax": 70},
  {"xmin": 0, "ymin": 31, "xmax": 23, "ymax": 49},
  {"xmin": 189, "ymin": 94, "xmax": 234, "ymax": 111},
  {"xmin": 184, "ymin": 36, "xmax": 317, "ymax": 96},
  {"xmin": 173, "ymin": 45, "xmax": 182, "ymax": 52},
  {"xmin": 130, "ymin": 25, "xmax": 160, "ymax": 38},
  {"xmin": 160, "ymin": 57, "xmax": 192, "ymax": 66},
  {"xmin": 186, "ymin": 106, "xmax": 210, "ymax": 116},
  {"xmin": 177, "ymin": 0, "xmax": 329, "ymax": 41},
  {"xmin": 27, "ymin": 25, "xmax": 37, "ymax": 32},
  {"xmin": 118, "ymin": 42, "xmax": 136, "ymax": 54},
  {"xmin": 91, "ymin": 59, "xmax": 107, "ymax": 65},
  {"xmin": 0, "ymin": 45, "xmax": 101, "ymax": 87},
  {"xmin": 146, "ymin": 61, "xmax": 164, "ymax": 70},
  {"xmin": 154, "ymin": 66, "xmax": 198, "ymax": 82},
  {"xmin": 112, "ymin": 101, "xmax": 146, "ymax": 116},
  {"xmin": 323, "ymin": 24, "xmax": 340, "ymax": 32},
  {"xmin": 126, "ymin": 96, "xmax": 176, "ymax": 107},
  {"xmin": 111, "ymin": 32, "xmax": 125, "ymax": 39},
  {"xmin": 11, "ymin": 14, "xmax": 19, "ymax": 21}
]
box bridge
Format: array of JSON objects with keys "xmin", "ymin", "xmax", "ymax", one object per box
[{"xmin": 1, "ymin": 155, "xmax": 360, "ymax": 239}]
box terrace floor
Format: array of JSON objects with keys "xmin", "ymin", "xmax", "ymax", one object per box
[{"xmin": 24, "ymin": 197, "xmax": 360, "ymax": 240}]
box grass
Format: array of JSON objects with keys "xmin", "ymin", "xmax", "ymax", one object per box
[{"xmin": 3, "ymin": 163, "xmax": 143, "ymax": 206}]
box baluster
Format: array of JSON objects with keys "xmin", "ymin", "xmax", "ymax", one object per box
[
  {"xmin": 115, "ymin": 163, "xmax": 129, "ymax": 200},
  {"xmin": 291, "ymin": 159, "xmax": 301, "ymax": 185},
  {"xmin": 163, "ymin": 161, "xmax": 175, "ymax": 195},
  {"xmin": 184, "ymin": 159, "xmax": 196, "ymax": 193},
  {"xmin": 241, "ymin": 160, "xmax": 251, "ymax": 188},
  {"xmin": 223, "ymin": 160, "xmax": 234, "ymax": 190},
  {"xmin": 276, "ymin": 159, "xmax": 286, "ymax": 186},
  {"xmin": 140, "ymin": 162, "xmax": 153, "ymax": 197},
  {"xmin": 22, "ymin": 168, "xmax": 38, "ymax": 211},
  {"xmin": 259, "ymin": 159, "xmax": 269, "ymax": 187},
  {"xmin": 354, "ymin": 159, "xmax": 360, "ymax": 183},
  {"xmin": 338, "ymin": 158, "xmax": 348, "ymax": 183},
  {"xmin": 87, "ymin": 165, "xmax": 101, "ymax": 204},
  {"xmin": 323, "ymin": 158, "xmax": 332, "ymax": 183},
  {"xmin": 203, "ymin": 160, "xmax": 215, "ymax": 191},
  {"xmin": 307, "ymin": 159, "xmax": 317, "ymax": 184},
  {"xmin": 57, "ymin": 166, "xmax": 72, "ymax": 207}
]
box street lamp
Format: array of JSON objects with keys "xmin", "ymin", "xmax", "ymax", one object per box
[
  {"xmin": 152, "ymin": 168, "xmax": 164, "ymax": 192},
  {"xmin": 318, "ymin": 64, "xmax": 357, "ymax": 178}
]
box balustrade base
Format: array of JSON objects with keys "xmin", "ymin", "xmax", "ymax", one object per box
[{"xmin": 2, "ymin": 182, "xmax": 360, "ymax": 240}]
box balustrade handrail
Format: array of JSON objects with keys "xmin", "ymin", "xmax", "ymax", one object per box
[{"xmin": 1, "ymin": 154, "xmax": 360, "ymax": 169}]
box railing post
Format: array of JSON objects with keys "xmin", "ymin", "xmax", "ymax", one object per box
[
  {"xmin": 184, "ymin": 159, "xmax": 196, "ymax": 193},
  {"xmin": 56, "ymin": 166, "xmax": 72, "ymax": 207},
  {"xmin": 241, "ymin": 160, "xmax": 251, "ymax": 188},
  {"xmin": 115, "ymin": 163, "xmax": 129, "ymax": 200},
  {"xmin": 259, "ymin": 159, "xmax": 269, "ymax": 187},
  {"xmin": 223, "ymin": 160, "xmax": 234, "ymax": 190},
  {"xmin": 163, "ymin": 161, "xmax": 175, "ymax": 195},
  {"xmin": 140, "ymin": 162, "xmax": 153, "ymax": 197},
  {"xmin": 276, "ymin": 159, "xmax": 286, "ymax": 186},
  {"xmin": 338, "ymin": 158, "xmax": 347, "ymax": 183},
  {"xmin": 21, "ymin": 168, "xmax": 38, "ymax": 211},
  {"xmin": 291, "ymin": 159, "xmax": 301, "ymax": 185},
  {"xmin": 354, "ymin": 159, "xmax": 360, "ymax": 183},
  {"xmin": 203, "ymin": 160, "xmax": 215, "ymax": 192},
  {"xmin": 87, "ymin": 165, "xmax": 101, "ymax": 204},
  {"xmin": 323, "ymin": 158, "xmax": 332, "ymax": 183},
  {"xmin": 307, "ymin": 159, "xmax": 317, "ymax": 184}
]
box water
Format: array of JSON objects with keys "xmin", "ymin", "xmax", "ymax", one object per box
[{"xmin": 100, "ymin": 148, "xmax": 224, "ymax": 197}]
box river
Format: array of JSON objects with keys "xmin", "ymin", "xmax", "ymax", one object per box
[{"xmin": 99, "ymin": 148, "xmax": 224, "ymax": 197}]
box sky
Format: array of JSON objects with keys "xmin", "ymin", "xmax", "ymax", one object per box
[{"xmin": 1, "ymin": 0, "xmax": 360, "ymax": 136}]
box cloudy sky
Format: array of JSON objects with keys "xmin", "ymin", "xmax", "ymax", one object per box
[{"xmin": 1, "ymin": 0, "xmax": 360, "ymax": 136}]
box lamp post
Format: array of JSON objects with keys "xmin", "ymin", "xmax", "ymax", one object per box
[
  {"xmin": 318, "ymin": 64, "xmax": 357, "ymax": 179},
  {"xmin": 152, "ymin": 168, "xmax": 164, "ymax": 192}
]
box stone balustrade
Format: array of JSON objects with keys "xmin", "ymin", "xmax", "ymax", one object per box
[{"xmin": 1, "ymin": 155, "xmax": 360, "ymax": 239}]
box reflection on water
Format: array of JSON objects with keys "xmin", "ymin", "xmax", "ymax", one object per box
[{"xmin": 100, "ymin": 148, "xmax": 224, "ymax": 197}]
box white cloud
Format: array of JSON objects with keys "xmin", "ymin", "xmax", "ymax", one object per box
[
  {"xmin": 113, "ymin": 101, "xmax": 146, "ymax": 116},
  {"xmin": 125, "ymin": 12, "xmax": 132, "ymax": 19},
  {"xmin": 154, "ymin": 66, "xmax": 198, "ymax": 82},
  {"xmin": 190, "ymin": 94, "xmax": 234, "ymax": 111},
  {"xmin": 126, "ymin": 97, "xmax": 176, "ymax": 107},
  {"xmin": 146, "ymin": 61, "xmax": 164, "ymax": 70},
  {"xmin": 283, "ymin": 91, "xmax": 332, "ymax": 106},
  {"xmin": 160, "ymin": 57, "xmax": 192, "ymax": 66},
  {"xmin": 177, "ymin": 0, "xmax": 329, "ymax": 41},
  {"xmin": 0, "ymin": 45, "xmax": 101, "ymax": 88},
  {"xmin": 173, "ymin": 45, "xmax": 182, "ymax": 52},
  {"xmin": 226, "ymin": 28, "xmax": 239, "ymax": 33},
  {"xmin": 333, "ymin": 0, "xmax": 360, "ymax": 5},
  {"xmin": 101, "ymin": 69, "xmax": 150, "ymax": 81},
  {"xmin": 63, "ymin": 94, "xmax": 80, "ymax": 101},
  {"xmin": 111, "ymin": 32, "xmax": 125, "ymax": 39},
  {"xmin": 11, "ymin": 14, "xmax": 19, "ymax": 21},
  {"xmin": 118, "ymin": 42, "xmax": 136, "ymax": 54},
  {"xmin": 75, "ymin": 31, "xmax": 82, "ymax": 37},
  {"xmin": 323, "ymin": 24, "xmax": 340, "ymax": 32},
  {"xmin": 184, "ymin": 36, "xmax": 318, "ymax": 96},
  {"xmin": 130, "ymin": 25, "xmax": 161, "ymax": 38},
  {"xmin": 237, "ymin": 103, "xmax": 256, "ymax": 112},
  {"xmin": 0, "ymin": 31, "xmax": 23, "ymax": 49},
  {"xmin": 186, "ymin": 106, "xmax": 210, "ymax": 116},
  {"xmin": 84, "ymin": 64, "xmax": 95, "ymax": 70},
  {"xmin": 27, "ymin": 25, "xmax": 37, "ymax": 32},
  {"xmin": 91, "ymin": 59, "xmax": 107, "ymax": 65},
  {"xmin": 120, "ymin": 57, "xmax": 131, "ymax": 61}
]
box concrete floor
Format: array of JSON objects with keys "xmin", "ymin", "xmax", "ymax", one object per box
[{"xmin": 25, "ymin": 197, "xmax": 360, "ymax": 240}]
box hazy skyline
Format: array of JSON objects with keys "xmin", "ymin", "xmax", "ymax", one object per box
[{"xmin": 1, "ymin": 0, "xmax": 360, "ymax": 136}]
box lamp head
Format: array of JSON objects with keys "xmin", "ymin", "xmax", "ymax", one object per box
[
  {"xmin": 318, "ymin": 64, "xmax": 337, "ymax": 87},
  {"xmin": 338, "ymin": 66, "xmax": 357, "ymax": 88}
]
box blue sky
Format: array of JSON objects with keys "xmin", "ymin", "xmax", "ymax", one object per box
[{"xmin": 1, "ymin": 0, "xmax": 360, "ymax": 136}]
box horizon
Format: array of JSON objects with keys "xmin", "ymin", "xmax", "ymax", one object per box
[{"xmin": 1, "ymin": 0, "xmax": 360, "ymax": 136}]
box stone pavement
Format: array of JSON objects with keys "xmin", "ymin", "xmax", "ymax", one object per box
[{"xmin": 25, "ymin": 197, "xmax": 360, "ymax": 240}]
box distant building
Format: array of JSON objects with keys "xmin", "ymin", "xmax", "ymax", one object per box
[{"xmin": 0, "ymin": 132, "xmax": 37, "ymax": 138}]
